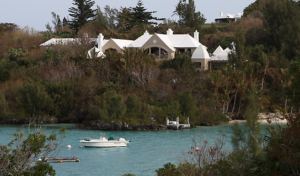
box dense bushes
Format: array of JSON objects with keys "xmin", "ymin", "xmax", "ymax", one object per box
[{"xmin": 1, "ymin": 0, "xmax": 299, "ymax": 126}]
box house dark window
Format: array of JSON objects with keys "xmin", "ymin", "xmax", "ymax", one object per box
[
  {"xmin": 160, "ymin": 48, "xmax": 168, "ymax": 59},
  {"xmin": 197, "ymin": 62, "xmax": 201, "ymax": 68},
  {"xmin": 178, "ymin": 48, "xmax": 185, "ymax": 53},
  {"xmin": 151, "ymin": 47, "xmax": 159, "ymax": 57},
  {"xmin": 144, "ymin": 48, "xmax": 150, "ymax": 54}
]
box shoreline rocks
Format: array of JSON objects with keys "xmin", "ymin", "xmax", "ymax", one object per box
[
  {"xmin": 77, "ymin": 122, "xmax": 168, "ymax": 131},
  {"xmin": 0, "ymin": 116, "xmax": 58, "ymax": 124}
]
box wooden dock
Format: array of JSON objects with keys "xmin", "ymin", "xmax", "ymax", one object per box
[
  {"xmin": 166, "ymin": 117, "xmax": 190, "ymax": 130},
  {"xmin": 44, "ymin": 157, "xmax": 80, "ymax": 162}
]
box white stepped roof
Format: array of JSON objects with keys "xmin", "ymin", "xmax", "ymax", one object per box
[
  {"xmin": 213, "ymin": 45, "xmax": 224, "ymax": 56},
  {"xmin": 212, "ymin": 50, "xmax": 229, "ymax": 60},
  {"xmin": 40, "ymin": 38, "xmax": 97, "ymax": 46},
  {"xmin": 129, "ymin": 32, "xmax": 152, "ymax": 48},
  {"xmin": 224, "ymin": 47, "xmax": 232, "ymax": 53},
  {"xmin": 216, "ymin": 12, "xmax": 242, "ymax": 19},
  {"xmin": 191, "ymin": 44, "xmax": 210, "ymax": 59},
  {"xmin": 167, "ymin": 34, "xmax": 200, "ymax": 48},
  {"xmin": 96, "ymin": 29, "xmax": 201, "ymax": 52},
  {"xmin": 150, "ymin": 33, "xmax": 200, "ymax": 52},
  {"xmin": 111, "ymin": 39, "xmax": 134, "ymax": 49},
  {"xmin": 40, "ymin": 38, "xmax": 76, "ymax": 46},
  {"xmin": 156, "ymin": 34, "xmax": 176, "ymax": 51}
]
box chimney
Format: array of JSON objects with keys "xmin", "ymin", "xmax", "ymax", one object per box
[
  {"xmin": 144, "ymin": 30, "xmax": 149, "ymax": 35},
  {"xmin": 220, "ymin": 11, "xmax": 223, "ymax": 17},
  {"xmin": 97, "ymin": 33, "xmax": 104, "ymax": 51},
  {"xmin": 167, "ymin": 28, "xmax": 173, "ymax": 35},
  {"xmin": 194, "ymin": 30, "xmax": 199, "ymax": 42}
]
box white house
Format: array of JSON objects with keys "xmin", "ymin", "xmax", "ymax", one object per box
[
  {"xmin": 40, "ymin": 29, "xmax": 231, "ymax": 70},
  {"xmin": 215, "ymin": 11, "xmax": 242, "ymax": 23}
]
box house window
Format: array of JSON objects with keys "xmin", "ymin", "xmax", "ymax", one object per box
[
  {"xmin": 178, "ymin": 48, "xmax": 185, "ymax": 53},
  {"xmin": 150, "ymin": 47, "xmax": 168, "ymax": 59},
  {"xmin": 160, "ymin": 48, "xmax": 168, "ymax": 59},
  {"xmin": 197, "ymin": 62, "xmax": 201, "ymax": 68},
  {"xmin": 151, "ymin": 47, "xmax": 159, "ymax": 57},
  {"xmin": 144, "ymin": 48, "xmax": 150, "ymax": 54}
]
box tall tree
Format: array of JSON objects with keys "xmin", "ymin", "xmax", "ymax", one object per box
[
  {"xmin": 287, "ymin": 59, "xmax": 300, "ymax": 111},
  {"xmin": 179, "ymin": 90, "xmax": 197, "ymax": 120},
  {"xmin": 173, "ymin": 0, "xmax": 206, "ymax": 29},
  {"xmin": 103, "ymin": 5, "xmax": 118, "ymax": 29},
  {"xmin": 94, "ymin": 6, "xmax": 108, "ymax": 29},
  {"xmin": 245, "ymin": 83, "xmax": 261, "ymax": 156},
  {"xmin": 229, "ymin": 26, "xmax": 247, "ymax": 70},
  {"xmin": 51, "ymin": 12, "xmax": 62, "ymax": 29},
  {"xmin": 62, "ymin": 17, "xmax": 68, "ymax": 27},
  {"xmin": 94, "ymin": 5, "xmax": 118, "ymax": 29},
  {"xmin": 0, "ymin": 91, "xmax": 7, "ymax": 115},
  {"xmin": 68, "ymin": 0, "xmax": 96, "ymax": 34},
  {"xmin": 263, "ymin": 0, "xmax": 300, "ymax": 59},
  {"xmin": 117, "ymin": 0, "xmax": 164, "ymax": 32}
]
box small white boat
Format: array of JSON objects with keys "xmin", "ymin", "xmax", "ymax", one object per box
[{"xmin": 79, "ymin": 133, "xmax": 130, "ymax": 148}]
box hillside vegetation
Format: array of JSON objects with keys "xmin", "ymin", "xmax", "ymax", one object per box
[{"xmin": 0, "ymin": 0, "xmax": 300, "ymax": 128}]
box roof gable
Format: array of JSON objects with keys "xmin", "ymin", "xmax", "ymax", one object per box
[
  {"xmin": 212, "ymin": 50, "xmax": 230, "ymax": 60},
  {"xmin": 40, "ymin": 38, "xmax": 97, "ymax": 46},
  {"xmin": 191, "ymin": 44, "xmax": 210, "ymax": 59},
  {"xmin": 142, "ymin": 33, "xmax": 175, "ymax": 52},
  {"xmin": 167, "ymin": 34, "xmax": 200, "ymax": 48},
  {"xmin": 213, "ymin": 45, "xmax": 224, "ymax": 55},
  {"xmin": 102, "ymin": 38, "xmax": 133, "ymax": 52},
  {"xmin": 129, "ymin": 32, "xmax": 152, "ymax": 48},
  {"xmin": 111, "ymin": 39, "xmax": 133, "ymax": 49}
]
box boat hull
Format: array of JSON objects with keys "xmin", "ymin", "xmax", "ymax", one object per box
[{"xmin": 79, "ymin": 140, "xmax": 128, "ymax": 147}]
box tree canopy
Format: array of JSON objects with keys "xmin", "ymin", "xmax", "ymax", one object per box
[
  {"xmin": 0, "ymin": 128, "xmax": 66, "ymax": 176},
  {"xmin": 117, "ymin": 0, "xmax": 164, "ymax": 32},
  {"xmin": 68, "ymin": 0, "xmax": 96, "ymax": 34},
  {"xmin": 173, "ymin": 0, "xmax": 206, "ymax": 29}
]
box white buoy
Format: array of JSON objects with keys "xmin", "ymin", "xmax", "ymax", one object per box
[{"xmin": 67, "ymin": 145, "xmax": 71, "ymax": 148}]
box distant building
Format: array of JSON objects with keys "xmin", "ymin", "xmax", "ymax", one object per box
[
  {"xmin": 208, "ymin": 44, "xmax": 235, "ymax": 70},
  {"xmin": 40, "ymin": 29, "xmax": 234, "ymax": 70},
  {"xmin": 215, "ymin": 11, "xmax": 242, "ymax": 23}
]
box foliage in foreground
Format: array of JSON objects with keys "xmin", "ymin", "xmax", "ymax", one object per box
[
  {"xmin": 156, "ymin": 114, "xmax": 300, "ymax": 176},
  {"xmin": 0, "ymin": 127, "xmax": 66, "ymax": 176}
]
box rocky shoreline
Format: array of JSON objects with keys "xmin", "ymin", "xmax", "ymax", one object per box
[
  {"xmin": 77, "ymin": 120, "xmax": 199, "ymax": 131},
  {"xmin": 0, "ymin": 113, "xmax": 287, "ymax": 130},
  {"xmin": 0, "ymin": 116, "xmax": 58, "ymax": 124},
  {"xmin": 77, "ymin": 122, "xmax": 168, "ymax": 131}
]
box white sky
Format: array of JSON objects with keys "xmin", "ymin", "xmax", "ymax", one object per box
[{"xmin": 0, "ymin": 0, "xmax": 255, "ymax": 31}]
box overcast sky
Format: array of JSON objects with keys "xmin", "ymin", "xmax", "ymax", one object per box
[{"xmin": 0, "ymin": 0, "xmax": 255, "ymax": 31}]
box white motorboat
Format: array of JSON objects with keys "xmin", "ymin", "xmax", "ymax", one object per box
[{"xmin": 79, "ymin": 133, "xmax": 131, "ymax": 148}]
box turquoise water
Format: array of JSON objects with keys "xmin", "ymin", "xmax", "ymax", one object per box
[{"xmin": 0, "ymin": 123, "xmax": 274, "ymax": 176}]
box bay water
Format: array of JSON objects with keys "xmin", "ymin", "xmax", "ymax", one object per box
[{"xmin": 0, "ymin": 123, "xmax": 273, "ymax": 176}]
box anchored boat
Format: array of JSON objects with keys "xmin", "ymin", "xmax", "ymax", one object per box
[{"xmin": 79, "ymin": 133, "xmax": 130, "ymax": 148}]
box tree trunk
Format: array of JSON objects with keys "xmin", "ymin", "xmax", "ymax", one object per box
[
  {"xmin": 231, "ymin": 89, "xmax": 239, "ymax": 113},
  {"xmin": 285, "ymin": 97, "xmax": 288, "ymax": 114},
  {"xmin": 261, "ymin": 68, "xmax": 267, "ymax": 90},
  {"xmin": 237, "ymin": 98, "xmax": 242, "ymax": 116},
  {"xmin": 226, "ymin": 102, "xmax": 229, "ymax": 113}
]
